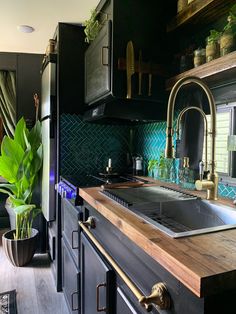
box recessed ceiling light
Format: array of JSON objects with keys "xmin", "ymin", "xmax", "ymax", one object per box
[{"xmin": 17, "ymin": 25, "xmax": 35, "ymax": 33}]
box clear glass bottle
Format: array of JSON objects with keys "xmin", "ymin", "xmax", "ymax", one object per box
[{"xmin": 179, "ymin": 157, "xmax": 190, "ymax": 188}]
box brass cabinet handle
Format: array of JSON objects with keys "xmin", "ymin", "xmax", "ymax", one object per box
[
  {"xmin": 96, "ymin": 283, "xmax": 107, "ymax": 312},
  {"xmin": 82, "ymin": 216, "xmax": 96, "ymax": 229},
  {"xmin": 79, "ymin": 221, "xmax": 171, "ymax": 311},
  {"xmin": 71, "ymin": 230, "xmax": 79, "ymax": 249},
  {"xmin": 71, "ymin": 291, "xmax": 79, "ymax": 311},
  {"xmin": 101, "ymin": 46, "xmax": 109, "ymax": 66}
]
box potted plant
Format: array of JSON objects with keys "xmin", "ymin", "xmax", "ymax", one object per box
[
  {"xmin": 0, "ymin": 117, "xmax": 43, "ymax": 266},
  {"xmin": 206, "ymin": 29, "xmax": 221, "ymax": 62},
  {"xmin": 220, "ymin": 4, "xmax": 236, "ymax": 56},
  {"xmin": 84, "ymin": 9, "xmax": 102, "ymax": 43},
  {"xmin": 147, "ymin": 159, "xmax": 158, "ymax": 178}
]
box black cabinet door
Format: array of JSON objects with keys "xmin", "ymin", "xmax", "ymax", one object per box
[
  {"xmin": 80, "ymin": 233, "xmax": 115, "ymax": 314},
  {"xmin": 117, "ymin": 287, "xmax": 138, "ymax": 314},
  {"xmin": 62, "ymin": 239, "xmax": 79, "ymax": 313},
  {"xmin": 61, "ymin": 198, "xmax": 81, "ymax": 267},
  {"xmin": 85, "ymin": 20, "xmax": 112, "ymax": 105}
]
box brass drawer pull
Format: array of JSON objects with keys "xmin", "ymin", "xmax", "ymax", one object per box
[
  {"xmin": 79, "ymin": 219, "xmax": 171, "ymax": 311},
  {"xmin": 82, "ymin": 216, "xmax": 96, "ymax": 229},
  {"xmin": 96, "ymin": 283, "xmax": 107, "ymax": 312}
]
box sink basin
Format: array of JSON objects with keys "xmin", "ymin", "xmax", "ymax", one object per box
[
  {"xmin": 101, "ymin": 185, "xmax": 236, "ymax": 238},
  {"xmin": 130, "ymin": 199, "xmax": 236, "ymax": 238}
]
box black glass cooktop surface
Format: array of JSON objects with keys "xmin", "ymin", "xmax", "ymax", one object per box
[{"xmin": 61, "ymin": 174, "xmax": 137, "ymax": 190}]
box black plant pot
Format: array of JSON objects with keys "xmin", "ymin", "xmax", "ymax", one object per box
[{"xmin": 2, "ymin": 228, "xmax": 39, "ymax": 267}]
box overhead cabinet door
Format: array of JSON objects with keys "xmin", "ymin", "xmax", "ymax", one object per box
[{"xmin": 85, "ymin": 21, "xmax": 112, "ymax": 105}]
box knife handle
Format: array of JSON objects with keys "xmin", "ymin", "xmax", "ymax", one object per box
[
  {"xmin": 148, "ymin": 73, "xmax": 152, "ymax": 96},
  {"xmin": 127, "ymin": 75, "xmax": 132, "ymax": 99},
  {"xmin": 138, "ymin": 72, "xmax": 142, "ymax": 95}
]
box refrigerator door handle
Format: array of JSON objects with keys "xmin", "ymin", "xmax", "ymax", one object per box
[{"xmin": 41, "ymin": 114, "xmax": 51, "ymax": 122}]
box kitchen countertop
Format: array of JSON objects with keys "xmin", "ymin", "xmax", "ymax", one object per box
[{"xmin": 79, "ymin": 177, "xmax": 236, "ymax": 298}]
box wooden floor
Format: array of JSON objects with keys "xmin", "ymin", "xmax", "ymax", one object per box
[{"xmin": 0, "ymin": 229, "xmax": 69, "ymax": 314}]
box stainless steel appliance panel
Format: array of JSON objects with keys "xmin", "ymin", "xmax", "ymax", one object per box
[{"xmin": 41, "ymin": 61, "xmax": 56, "ymax": 221}]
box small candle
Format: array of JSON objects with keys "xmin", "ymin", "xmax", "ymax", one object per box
[{"xmin": 108, "ymin": 158, "xmax": 112, "ymax": 168}]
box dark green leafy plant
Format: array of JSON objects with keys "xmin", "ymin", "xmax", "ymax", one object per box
[
  {"xmin": 84, "ymin": 9, "xmax": 101, "ymax": 43},
  {"xmin": 0, "ymin": 117, "xmax": 42, "ymax": 240}
]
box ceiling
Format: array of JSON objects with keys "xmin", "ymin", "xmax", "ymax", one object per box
[{"xmin": 0, "ymin": 0, "xmax": 99, "ymax": 54}]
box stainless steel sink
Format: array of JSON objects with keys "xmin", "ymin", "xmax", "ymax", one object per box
[
  {"xmin": 130, "ymin": 199, "xmax": 236, "ymax": 238},
  {"xmin": 101, "ymin": 185, "xmax": 236, "ymax": 238}
]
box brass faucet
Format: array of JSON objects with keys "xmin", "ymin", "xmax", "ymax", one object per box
[
  {"xmin": 165, "ymin": 76, "xmax": 218, "ymax": 200},
  {"xmin": 176, "ymin": 106, "xmax": 208, "ymax": 172}
]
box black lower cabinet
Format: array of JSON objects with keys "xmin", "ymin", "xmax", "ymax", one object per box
[
  {"xmin": 116, "ymin": 287, "xmax": 139, "ymax": 314},
  {"xmin": 61, "ymin": 198, "xmax": 82, "ymax": 313},
  {"xmin": 62, "ymin": 239, "xmax": 79, "ymax": 313},
  {"xmin": 80, "ymin": 233, "xmax": 115, "ymax": 314}
]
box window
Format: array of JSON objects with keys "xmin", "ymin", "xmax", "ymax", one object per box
[{"xmin": 202, "ymin": 103, "xmax": 236, "ymax": 180}]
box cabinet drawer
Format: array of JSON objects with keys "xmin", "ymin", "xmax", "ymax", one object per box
[
  {"xmin": 62, "ymin": 239, "xmax": 80, "ymax": 313},
  {"xmin": 85, "ymin": 20, "xmax": 112, "ymax": 105},
  {"xmin": 61, "ymin": 198, "xmax": 82, "ymax": 267}
]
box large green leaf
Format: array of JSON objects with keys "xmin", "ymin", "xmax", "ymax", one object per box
[
  {"xmin": 14, "ymin": 204, "xmax": 36, "ymax": 215},
  {"xmin": 1, "ymin": 136, "xmax": 24, "ymax": 166},
  {"xmin": 14, "ymin": 117, "xmax": 27, "ymax": 150},
  {"xmin": 28, "ymin": 120, "xmax": 41, "ymax": 151},
  {"xmin": 0, "ymin": 183, "xmax": 17, "ymax": 194},
  {"xmin": 0, "ymin": 188, "xmax": 13, "ymax": 196},
  {"xmin": 9, "ymin": 196, "xmax": 26, "ymax": 207},
  {"xmin": 30, "ymin": 144, "xmax": 43, "ymax": 176},
  {"xmin": 0, "ymin": 155, "xmax": 18, "ymax": 182}
]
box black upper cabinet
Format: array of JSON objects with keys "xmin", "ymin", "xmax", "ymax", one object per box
[
  {"xmin": 43, "ymin": 23, "xmax": 87, "ymax": 115},
  {"xmin": 84, "ymin": 0, "xmax": 174, "ymax": 121},
  {"xmin": 85, "ymin": 21, "xmax": 111, "ymax": 104}
]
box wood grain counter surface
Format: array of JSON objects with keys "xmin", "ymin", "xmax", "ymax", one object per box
[{"xmin": 79, "ymin": 177, "xmax": 236, "ymax": 298}]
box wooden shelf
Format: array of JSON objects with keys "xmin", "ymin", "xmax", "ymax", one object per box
[
  {"xmin": 166, "ymin": 51, "xmax": 236, "ymax": 90},
  {"xmin": 167, "ymin": 0, "xmax": 235, "ymax": 32}
]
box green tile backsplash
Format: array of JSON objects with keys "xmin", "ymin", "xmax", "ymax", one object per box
[
  {"xmin": 60, "ymin": 114, "xmax": 236, "ymax": 199},
  {"xmin": 60, "ymin": 114, "xmax": 131, "ymax": 177}
]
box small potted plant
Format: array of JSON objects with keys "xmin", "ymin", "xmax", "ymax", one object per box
[
  {"xmin": 220, "ymin": 4, "xmax": 236, "ymax": 56},
  {"xmin": 147, "ymin": 159, "xmax": 158, "ymax": 178},
  {"xmin": 84, "ymin": 9, "xmax": 102, "ymax": 43},
  {"xmin": 206, "ymin": 29, "xmax": 221, "ymax": 62},
  {"xmin": 0, "ymin": 117, "xmax": 43, "ymax": 266}
]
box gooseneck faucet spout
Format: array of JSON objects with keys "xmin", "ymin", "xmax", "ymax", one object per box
[
  {"xmin": 165, "ymin": 76, "xmax": 218, "ymax": 200},
  {"xmin": 176, "ymin": 106, "xmax": 208, "ymax": 172}
]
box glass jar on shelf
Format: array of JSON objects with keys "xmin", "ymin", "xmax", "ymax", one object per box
[
  {"xmin": 220, "ymin": 15, "xmax": 236, "ymax": 56},
  {"xmin": 193, "ymin": 48, "xmax": 206, "ymax": 68},
  {"xmin": 205, "ymin": 32, "xmax": 220, "ymax": 62}
]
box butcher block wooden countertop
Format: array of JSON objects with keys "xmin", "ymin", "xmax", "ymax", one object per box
[{"xmin": 79, "ymin": 177, "xmax": 236, "ymax": 298}]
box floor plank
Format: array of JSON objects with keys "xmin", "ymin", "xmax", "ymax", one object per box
[{"xmin": 0, "ymin": 229, "xmax": 69, "ymax": 314}]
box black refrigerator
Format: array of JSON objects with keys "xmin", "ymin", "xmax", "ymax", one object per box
[{"xmin": 40, "ymin": 23, "xmax": 86, "ymax": 291}]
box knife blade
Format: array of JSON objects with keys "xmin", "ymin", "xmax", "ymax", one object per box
[
  {"xmin": 138, "ymin": 50, "xmax": 142, "ymax": 95},
  {"xmin": 126, "ymin": 41, "xmax": 135, "ymax": 99}
]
